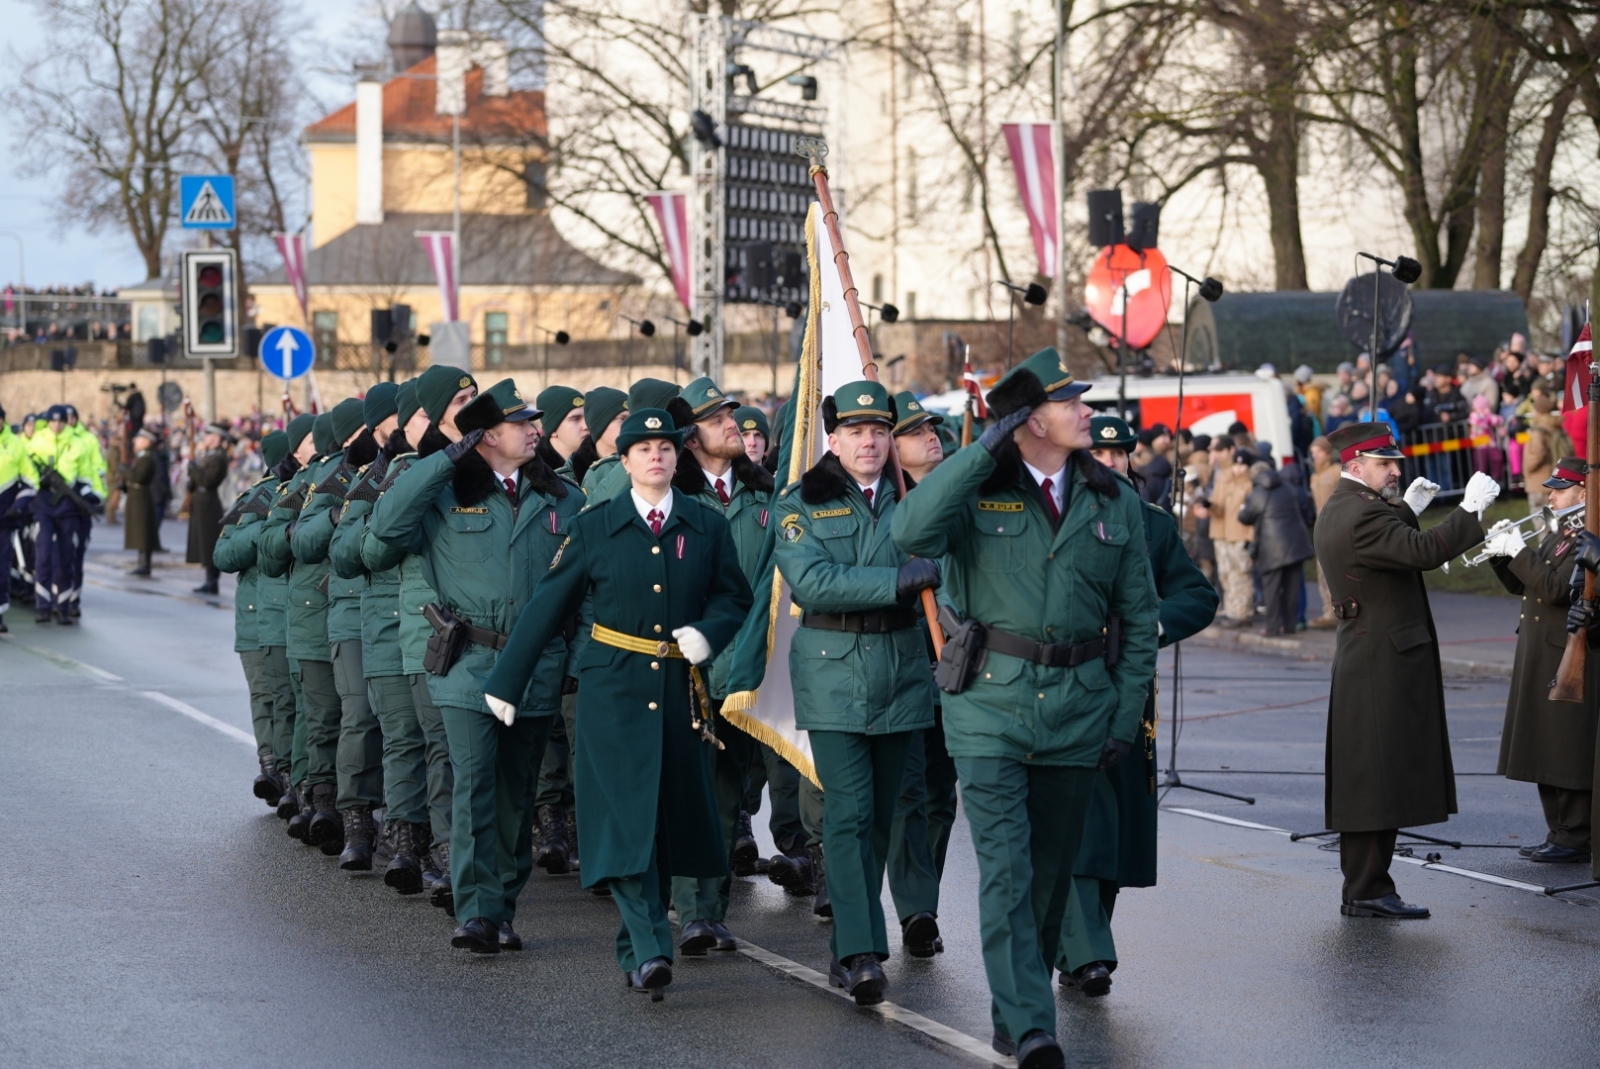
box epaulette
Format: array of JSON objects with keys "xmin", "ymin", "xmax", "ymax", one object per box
[{"xmin": 779, "ymin": 480, "xmax": 799, "ymax": 498}]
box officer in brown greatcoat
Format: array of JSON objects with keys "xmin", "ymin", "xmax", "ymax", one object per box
[
  {"xmin": 1314, "ymin": 422, "xmax": 1494, "ymax": 918},
  {"xmin": 1486, "ymin": 458, "xmax": 1596, "ymax": 865}
]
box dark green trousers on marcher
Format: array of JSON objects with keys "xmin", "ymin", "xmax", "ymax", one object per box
[
  {"xmin": 331, "ymin": 640, "xmax": 383, "ymax": 809},
  {"xmin": 810, "ymin": 729, "xmax": 914, "ymax": 962},
  {"xmin": 610, "ymin": 834, "xmax": 674, "ymax": 972},
  {"xmin": 411, "ymin": 674, "xmax": 453, "ymax": 843},
  {"xmin": 671, "ymin": 722, "xmax": 756, "ymax": 924},
  {"xmin": 747, "ymin": 743, "xmax": 807, "ymax": 856},
  {"xmin": 886, "ymin": 728, "xmax": 945, "ymax": 923},
  {"xmin": 240, "ymin": 649, "xmax": 276, "ymax": 761},
  {"xmin": 439, "ymin": 706, "xmax": 550, "ymax": 926},
  {"xmin": 260, "ymin": 646, "xmax": 296, "ymax": 774},
  {"xmin": 1057, "ymin": 876, "xmax": 1118, "ymax": 975},
  {"xmin": 369, "ymin": 673, "xmax": 427, "ymax": 826},
  {"xmin": 296, "ymin": 658, "xmax": 341, "ymax": 789},
  {"xmin": 954, "ymin": 756, "xmax": 1095, "ymax": 1045},
  {"xmin": 534, "ymin": 689, "xmax": 578, "ymax": 810}
]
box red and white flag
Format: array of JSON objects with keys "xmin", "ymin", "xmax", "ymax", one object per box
[
  {"xmin": 963, "ymin": 361, "xmax": 989, "ymax": 419},
  {"xmin": 1002, "ymin": 122, "xmax": 1059, "ymax": 279},
  {"xmin": 272, "ymin": 233, "xmax": 308, "ymax": 318},
  {"xmin": 416, "ymin": 231, "xmax": 458, "ymax": 322},
  {"xmin": 646, "ymin": 192, "xmax": 692, "ymax": 310},
  {"xmin": 1564, "ymin": 322, "xmax": 1593, "ymax": 412}
]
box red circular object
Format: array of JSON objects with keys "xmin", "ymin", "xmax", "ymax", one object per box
[{"xmin": 1084, "ymin": 245, "xmax": 1172, "ymax": 351}]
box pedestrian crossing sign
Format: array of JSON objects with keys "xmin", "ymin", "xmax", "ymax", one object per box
[{"xmin": 180, "ymin": 175, "xmax": 236, "ymax": 230}]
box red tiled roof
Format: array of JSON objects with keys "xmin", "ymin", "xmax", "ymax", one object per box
[{"xmin": 306, "ymin": 56, "xmax": 546, "ymax": 143}]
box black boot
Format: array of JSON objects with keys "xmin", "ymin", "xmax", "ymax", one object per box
[
  {"xmin": 252, "ymin": 755, "xmax": 285, "ymax": 807},
  {"xmin": 811, "ymin": 844, "xmax": 832, "ymax": 918},
  {"xmin": 427, "ymin": 840, "xmax": 454, "ymax": 915},
  {"xmin": 286, "ymin": 786, "xmax": 314, "ymax": 840},
  {"xmin": 534, "ymin": 804, "xmax": 571, "ymax": 874},
  {"xmin": 383, "ymin": 821, "xmax": 429, "ymax": 895},
  {"xmin": 732, "ymin": 810, "xmax": 760, "ymax": 877},
  {"xmin": 338, "ymin": 804, "xmax": 375, "ymax": 870},
  {"xmin": 130, "ymin": 550, "xmax": 151, "ymax": 577},
  {"xmin": 35, "ymin": 606, "xmax": 52, "ymax": 624},
  {"xmin": 57, "ymin": 604, "xmax": 76, "ymax": 624},
  {"xmin": 276, "ymin": 780, "xmax": 300, "ymax": 821},
  {"xmin": 68, "ymin": 600, "xmax": 80, "ymax": 618},
  {"xmin": 307, "ymin": 783, "xmax": 344, "ymax": 855},
  {"xmin": 0, "ymin": 612, "xmax": 8, "ymax": 633},
  {"xmin": 768, "ymin": 847, "xmax": 816, "ymax": 896}
]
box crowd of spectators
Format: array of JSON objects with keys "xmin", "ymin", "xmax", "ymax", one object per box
[{"xmin": 3, "ymin": 283, "xmax": 131, "ymax": 346}]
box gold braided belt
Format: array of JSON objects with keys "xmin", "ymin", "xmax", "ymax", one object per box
[
  {"xmin": 589, "ymin": 623, "xmax": 723, "ymax": 750},
  {"xmin": 591, "ymin": 623, "xmax": 683, "ymax": 659}
]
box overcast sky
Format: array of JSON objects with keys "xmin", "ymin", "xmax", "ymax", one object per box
[{"xmin": 0, "ymin": 0, "xmax": 380, "ymax": 290}]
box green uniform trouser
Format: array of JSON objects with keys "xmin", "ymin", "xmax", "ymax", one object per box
[
  {"xmin": 886, "ymin": 727, "xmax": 946, "ymax": 923},
  {"xmin": 439, "ymin": 706, "xmax": 551, "ymax": 926},
  {"xmin": 534, "ymin": 689, "xmax": 578, "ymax": 810},
  {"xmin": 955, "ymin": 756, "xmax": 1095, "ymax": 1044},
  {"xmin": 745, "ymin": 743, "xmax": 806, "ymax": 856},
  {"xmin": 1057, "ymin": 877, "xmax": 1119, "ymax": 975},
  {"xmin": 411, "ymin": 674, "xmax": 453, "ymax": 844},
  {"xmin": 670, "ymin": 721, "xmax": 756, "ymax": 924},
  {"xmin": 800, "ymin": 773, "xmax": 825, "ymax": 848},
  {"xmin": 369, "ymin": 673, "xmax": 427, "ymax": 826},
  {"xmin": 295, "ymin": 658, "xmax": 341, "ymax": 789},
  {"xmin": 240, "ymin": 649, "xmax": 276, "ymax": 761},
  {"xmin": 289, "ymin": 657, "xmax": 307, "ymax": 786},
  {"xmin": 610, "ymin": 812, "xmax": 675, "ymax": 971},
  {"xmin": 260, "ymin": 646, "xmax": 297, "ymax": 774},
  {"xmin": 331, "ymin": 640, "xmax": 383, "ymax": 810},
  {"xmin": 810, "ymin": 729, "xmax": 915, "ymax": 961}
]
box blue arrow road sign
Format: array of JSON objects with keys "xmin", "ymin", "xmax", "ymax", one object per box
[
  {"xmin": 259, "ymin": 326, "xmax": 315, "ymax": 380},
  {"xmin": 180, "ymin": 175, "xmax": 236, "ymax": 230}
]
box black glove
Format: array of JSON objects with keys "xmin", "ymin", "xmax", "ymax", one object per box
[
  {"xmin": 1567, "ymin": 599, "xmax": 1593, "ymax": 635},
  {"xmin": 977, "ymin": 407, "xmax": 1032, "ymax": 455},
  {"xmin": 896, "ymin": 557, "xmax": 941, "ymax": 599},
  {"xmin": 1097, "ymin": 737, "xmax": 1131, "ymax": 770},
  {"xmin": 444, "ymin": 428, "xmax": 485, "ymax": 463},
  {"xmin": 561, "ymin": 675, "xmax": 579, "ymax": 696},
  {"xmin": 1577, "ymin": 530, "xmax": 1600, "ymax": 574}
]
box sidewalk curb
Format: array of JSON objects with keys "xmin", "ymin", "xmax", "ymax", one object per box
[{"xmin": 1185, "ymin": 627, "xmax": 1512, "ymax": 680}]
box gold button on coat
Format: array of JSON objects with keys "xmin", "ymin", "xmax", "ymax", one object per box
[
  {"xmin": 648, "ymin": 702, "xmax": 658, "ymax": 710},
  {"xmin": 651, "ymin": 546, "xmax": 660, "ymax": 555},
  {"xmin": 653, "ymin": 584, "xmax": 662, "ymax": 592},
  {"xmin": 650, "ymin": 661, "xmax": 660, "ymax": 670}
]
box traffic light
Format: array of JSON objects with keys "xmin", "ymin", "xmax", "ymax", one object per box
[{"xmin": 181, "ymin": 248, "xmax": 240, "ymax": 357}]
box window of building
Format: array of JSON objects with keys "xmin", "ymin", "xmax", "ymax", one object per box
[
  {"xmin": 485, "ymin": 311, "xmax": 509, "ymax": 367},
  {"xmin": 872, "ymin": 273, "xmax": 884, "ymax": 304},
  {"xmin": 525, "ymin": 161, "xmax": 549, "ymax": 209},
  {"xmin": 906, "ymin": 148, "xmax": 919, "ymax": 225},
  {"xmin": 956, "ymin": 22, "xmax": 971, "ymax": 87},
  {"xmin": 906, "ymin": 292, "xmax": 917, "ymax": 320},
  {"xmin": 312, "ymin": 311, "xmax": 338, "ymax": 358}
]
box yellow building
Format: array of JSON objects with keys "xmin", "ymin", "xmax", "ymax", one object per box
[{"xmin": 252, "ymin": 6, "xmax": 636, "ymax": 369}]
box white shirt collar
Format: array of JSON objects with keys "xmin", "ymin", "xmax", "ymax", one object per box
[
  {"xmin": 1338, "ymin": 471, "xmax": 1369, "ymax": 487},
  {"xmin": 857, "ymin": 477, "xmax": 882, "ymax": 505},
  {"xmin": 1023, "ymin": 460, "xmax": 1067, "ymax": 510},
  {"xmin": 632, "ymin": 487, "xmax": 673, "ymax": 525},
  {"xmin": 702, "ymin": 466, "xmax": 732, "ymax": 499}
]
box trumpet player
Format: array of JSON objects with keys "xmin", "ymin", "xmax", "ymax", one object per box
[{"xmin": 1486, "ymin": 458, "xmax": 1596, "ymax": 865}]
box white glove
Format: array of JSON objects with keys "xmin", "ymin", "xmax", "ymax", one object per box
[
  {"xmin": 672, "ymin": 626, "xmax": 712, "ymax": 665},
  {"xmin": 1483, "ymin": 524, "xmax": 1525, "ymax": 559},
  {"xmin": 486, "ymin": 694, "xmax": 517, "ymax": 726},
  {"xmin": 1459, "ymin": 471, "xmax": 1501, "ymax": 519},
  {"xmin": 1402, "ymin": 477, "xmax": 1439, "ymax": 516}
]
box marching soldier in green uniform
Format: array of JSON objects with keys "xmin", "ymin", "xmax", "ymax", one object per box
[
  {"xmin": 577, "ymin": 387, "xmax": 629, "ymax": 496},
  {"xmin": 772, "ymin": 380, "xmax": 940, "ymax": 1006},
  {"xmin": 892, "ymin": 348, "xmax": 1159, "ymax": 1069},
  {"xmin": 363, "ymin": 368, "xmax": 478, "ymax": 910},
  {"xmin": 660, "ymin": 376, "xmax": 775, "ymax": 953},
  {"xmin": 584, "ymin": 379, "xmax": 680, "ymax": 505},
  {"xmin": 369, "ymin": 378, "xmax": 579, "ymax": 954},
  {"xmin": 213, "ymin": 430, "xmax": 293, "ymax": 805},
  {"xmin": 1054, "ymin": 415, "xmax": 1217, "ymax": 995},
  {"xmin": 483, "ymin": 408, "xmax": 754, "ymax": 999}
]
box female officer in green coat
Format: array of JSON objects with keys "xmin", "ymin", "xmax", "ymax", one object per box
[
  {"xmin": 483, "ymin": 408, "xmax": 753, "ymax": 1001},
  {"xmin": 771, "ymin": 380, "xmax": 940, "ymax": 1007},
  {"xmin": 1055, "ymin": 415, "xmax": 1217, "ymax": 996}
]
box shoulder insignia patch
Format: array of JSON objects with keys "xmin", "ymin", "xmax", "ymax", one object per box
[
  {"xmin": 978, "ymin": 500, "xmax": 1025, "ymax": 512},
  {"xmin": 812, "ymin": 507, "xmax": 852, "ymax": 519},
  {"xmin": 550, "ymin": 535, "xmax": 571, "ymax": 568},
  {"xmin": 450, "ymin": 506, "xmax": 490, "ymax": 514},
  {"xmin": 780, "ymin": 512, "xmax": 803, "ymax": 542}
]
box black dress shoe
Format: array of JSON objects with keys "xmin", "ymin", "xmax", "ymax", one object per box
[
  {"xmin": 1016, "ymin": 1030, "xmax": 1066, "ymax": 1069},
  {"xmin": 1518, "ymin": 843, "xmax": 1540, "ymax": 858},
  {"xmin": 709, "ymin": 921, "xmax": 737, "ymax": 952},
  {"xmin": 450, "ymin": 917, "xmax": 500, "ymax": 954},
  {"xmin": 499, "ymin": 921, "xmax": 523, "ymax": 951},
  {"xmin": 192, "ymin": 582, "xmax": 219, "ymax": 595},
  {"xmin": 1529, "ymin": 842, "xmax": 1591, "ymax": 863},
  {"xmin": 627, "ymin": 956, "xmax": 672, "ymax": 1001},
  {"xmin": 991, "ymin": 1032, "xmax": 1016, "ymax": 1057},
  {"xmin": 901, "ymin": 912, "xmax": 943, "ymax": 958},
  {"xmin": 679, "ymin": 918, "xmax": 717, "ymax": 956},
  {"xmin": 828, "ymin": 954, "xmax": 886, "ymax": 1006},
  {"xmin": 1341, "ymin": 893, "xmax": 1429, "ymax": 918},
  {"xmin": 1064, "ymin": 961, "xmax": 1112, "ymax": 996}
]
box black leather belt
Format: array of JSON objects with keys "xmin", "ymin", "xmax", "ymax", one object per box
[
  {"xmin": 802, "ymin": 609, "xmax": 919, "ymax": 634},
  {"xmin": 983, "ymin": 626, "xmax": 1106, "ymax": 667},
  {"xmin": 463, "ymin": 622, "xmax": 509, "ymax": 650}
]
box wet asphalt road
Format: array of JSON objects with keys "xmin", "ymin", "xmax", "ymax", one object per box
[{"xmin": 2, "ymin": 528, "xmax": 1598, "ymax": 1068}]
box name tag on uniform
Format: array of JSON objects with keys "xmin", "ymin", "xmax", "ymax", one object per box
[
  {"xmin": 450, "ymin": 506, "xmax": 489, "ymax": 514},
  {"xmin": 811, "ymin": 507, "xmax": 852, "ymax": 519},
  {"xmin": 978, "ymin": 500, "xmax": 1025, "ymax": 512}
]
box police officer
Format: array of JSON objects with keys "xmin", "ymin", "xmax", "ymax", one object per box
[
  {"xmin": 483, "ymin": 408, "xmax": 754, "ymax": 998},
  {"xmin": 186, "ymin": 424, "xmax": 232, "ymax": 595},
  {"xmin": 61, "ymin": 404, "xmax": 107, "ymax": 615},
  {"xmin": 370, "ymin": 378, "xmax": 578, "ymax": 953},
  {"xmin": 29, "ymin": 405, "xmax": 101, "ymax": 623},
  {"xmin": 214, "ymin": 430, "xmax": 293, "ymax": 805},
  {"xmin": 362, "ymin": 367, "xmax": 478, "ymax": 911},
  {"xmin": 1315, "ymin": 421, "xmax": 1494, "ymax": 918},
  {"xmin": 892, "ymin": 348, "xmax": 1159, "ymax": 1069},
  {"xmin": 0, "ymin": 402, "xmax": 40, "ymax": 632},
  {"xmin": 772, "ymin": 380, "xmax": 940, "ymax": 1006},
  {"xmin": 1485, "ymin": 457, "xmax": 1596, "ymax": 863},
  {"xmin": 1055, "ymin": 414, "xmax": 1217, "ymax": 995},
  {"xmin": 660, "ymin": 376, "xmax": 776, "ymax": 953}
]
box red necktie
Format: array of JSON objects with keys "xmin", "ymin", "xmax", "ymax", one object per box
[
  {"xmin": 715, "ymin": 477, "xmax": 730, "ymax": 506},
  {"xmin": 503, "ymin": 477, "xmax": 516, "ymax": 499},
  {"xmin": 863, "ymin": 487, "xmax": 874, "ymax": 509},
  {"xmin": 1041, "ymin": 478, "xmax": 1060, "ymax": 523},
  {"xmin": 648, "ymin": 509, "xmax": 664, "ymax": 536}
]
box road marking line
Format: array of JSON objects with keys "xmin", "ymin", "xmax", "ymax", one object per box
[
  {"xmin": 1164, "ymin": 807, "xmax": 1290, "ymax": 835},
  {"xmin": 140, "ymin": 691, "xmax": 257, "ymax": 749},
  {"xmin": 735, "ymin": 940, "xmax": 1011, "ymax": 1067},
  {"xmin": 17, "ymin": 644, "xmax": 124, "ymax": 680}
]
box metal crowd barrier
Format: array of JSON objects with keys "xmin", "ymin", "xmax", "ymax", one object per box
[{"xmin": 1397, "ymin": 420, "xmax": 1506, "ymax": 499}]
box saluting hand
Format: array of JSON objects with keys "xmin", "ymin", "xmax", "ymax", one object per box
[
  {"xmin": 977, "ymin": 407, "xmax": 1032, "ymax": 455},
  {"xmin": 444, "ymin": 428, "xmax": 485, "ymax": 463}
]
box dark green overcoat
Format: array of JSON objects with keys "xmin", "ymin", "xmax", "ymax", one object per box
[
  {"xmin": 122, "ymin": 449, "xmax": 159, "ymax": 552},
  {"xmin": 185, "ymin": 448, "xmax": 229, "ymax": 569},
  {"xmin": 1314, "ymin": 479, "xmax": 1483, "ymax": 831},
  {"xmin": 483, "ymin": 490, "xmax": 754, "ymax": 887}
]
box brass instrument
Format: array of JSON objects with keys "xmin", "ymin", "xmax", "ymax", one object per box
[{"xmin": 1443, "ymin": 502, "xmax": 1585, "ymax": 573}]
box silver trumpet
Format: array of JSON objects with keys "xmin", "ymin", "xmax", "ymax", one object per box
[{"xmin": 1444, "ymin": 502, "xmax": 1586, "ymax": 572}]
